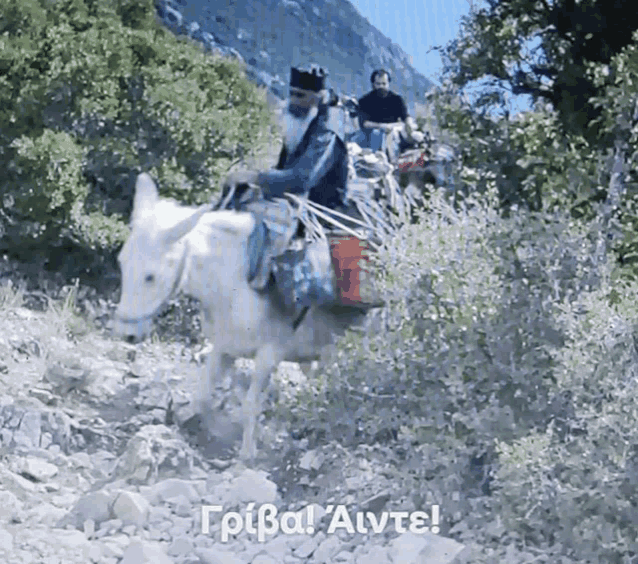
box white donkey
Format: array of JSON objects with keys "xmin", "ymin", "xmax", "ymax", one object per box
[{"xmin": 112, "ymin": 173, "xmax": 370, "ymax": 462}]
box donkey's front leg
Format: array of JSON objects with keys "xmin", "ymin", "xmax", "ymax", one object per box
[
  {"xmin": 239, "ymin": 342, "xmax": 282, "ymax": 463},
  {"xmin": 197, "ymin": 347, "xmax": 234, "ymax": 421}
]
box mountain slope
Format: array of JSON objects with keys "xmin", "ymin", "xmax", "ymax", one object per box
[{"xmin": 156, "ymin": 0, "xmax": 434, "ymax": 113}]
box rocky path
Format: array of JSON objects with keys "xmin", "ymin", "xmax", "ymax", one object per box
[{"xmin": 0, "ymin": 274, "xmax": 466, "ymax": 564}]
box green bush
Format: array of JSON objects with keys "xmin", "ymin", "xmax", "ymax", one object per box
[
  {"xmin": 305, "ymin": 185, "xmax": 604, "ymax": 441},
  {"xmin": 285, "ymin": 184, "xmax": 626, "ymax": 560},
  {"xmin": 0, "ymin": 0, "xmax": 274, "ymax": 262},
  {"xmin": 589, "ymin": 31, "xmax": 638, "ymax": 279},
  {"xmin": 493, "ymin": 276, "xmax": 638, "ymax": 563},
  {"xmin": 420, "ymin": 83, "xmax": 612, "ymax": 217}
]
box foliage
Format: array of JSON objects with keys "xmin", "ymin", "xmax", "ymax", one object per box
[
  {"xmin": 0, "ymin": 0, "xmax": 274, "ymax": 273},
  {"xmin": 419, "ymin": 82, "xmax": 610, "ymax": 215},
  {"xmin": 3, "ymin": 2, "xmax": 638, "ymax": 562},
  {"xmin": 282, "ymin": 184, "xmax": 638, "ymax": 561},
  {"xmin": 437, "ymin": 0, "xmax": 638, "ymax": 143},
  {"xmin": 589, "ymin": 31, "xmax": 638, "ymax": 277},
  {"xmin": 493, "ymin": 277, "xmax": 638, "ymax": 563}
]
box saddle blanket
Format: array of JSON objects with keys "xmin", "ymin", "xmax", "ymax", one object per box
[
  {"xmin": 271, "ymin": 237, "xmax": 338, "ymax": 309},
  {"xmin": 244, "ymin": 199, "xmax": 339, "ymax": 309}
]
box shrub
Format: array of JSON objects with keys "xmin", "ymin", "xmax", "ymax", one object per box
[
  {"xmin": 0, "ymin": 0, "xmax": 275, "ymax": 273},
  {"xmin": 493, "ymin": 276, "xmax": 638, "ymax": 563},
  {"xmin": 285, "ymin": 184, "xmax": 618, "ymax": 558}
]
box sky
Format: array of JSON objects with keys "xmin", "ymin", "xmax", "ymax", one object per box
[{"xmin": 349, "ymin": 0, "xmax": 534, "ymax": 114}]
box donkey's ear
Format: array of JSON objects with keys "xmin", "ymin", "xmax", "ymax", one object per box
[
  {"xmin": 162, "ymin": 204, "xmax": 212, "ymax": 247},
  {"xmin": 131, "ymin": 173, "xmax": 159, "ymax": 223}
]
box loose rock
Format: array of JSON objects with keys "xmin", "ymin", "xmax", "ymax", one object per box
[
  {"xmin": 112, "ymin": 491, "xmax": 151, "ymax": 525},
  {"xmin": 120, "ymin": 539, "xmax": 175, "ymax": 564}
]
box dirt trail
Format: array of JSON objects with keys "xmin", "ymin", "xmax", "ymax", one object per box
[{"xmin": 0, "ymin": 259, "xmax": 465, "ymax": 564}]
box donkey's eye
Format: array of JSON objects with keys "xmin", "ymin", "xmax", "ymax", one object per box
[{"xmin": 145, "ymin": 274, "xmax": 155, "ymax": 283}]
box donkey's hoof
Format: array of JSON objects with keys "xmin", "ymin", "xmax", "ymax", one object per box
[
  {"xmin": 238, "ymin": 442, "xmax": 257, "ymax": 463},
  {"xmin": 195, "ymin": 393, "xmax": 225, "ymax": 418}
]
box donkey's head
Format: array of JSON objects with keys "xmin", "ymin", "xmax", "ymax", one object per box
[{"xmin": 112, "ymin": 173, "xmax": 211, "ymax": 341}]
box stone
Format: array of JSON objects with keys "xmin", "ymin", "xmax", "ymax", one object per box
[
  {"xmin": 58, "ymin": 490, "xmax": 113, "ymax": 529},
  {"xmin": 86, "ymin": 543, "xmax": 103, "ymax": 562},
  {"xmin": 312, "ymin": 535, "xmax": 343, "ymax": 563},
  {"xmin": 90, "ymin": 450, "xmax": 118, "ymax": 479},
  {"xmin": 83, "ymin": 518, "xmax": 95, "ymax": 537},
  {"xmin": 14, "ymin": 409, "xmax": 42, "ymax": 448},
  {"xmin": 112, "ymin": 491, "xmax": 150, "ymax": 525},
  {"xmin": 122, "ymin": 524, "xmax": 137, "ymax": 536},
  {"xmin": 25, "ymin": 502, "xmax": 67, "ymax": 524},
  {"xmin": 99, "ymin": 534, "xmax": 131, "ymax": 559},
  {"xmin": 113, "ymin": 425, "xmax": 196, "ymax": 484},
  {"xmin": 261, "ymin": 533, "xmax": 299, "ymax": 560},
  {"xmin": 68, "ymin": 452, "xmax": 92, "ymax": 468},
  {"xmin": 19, "ymin": 456, "xmax": 59, "ymax": 481},
  {"xmin": 211, "ymin": 469, "xmax": 278, "ymax": 508},
  {"xmin": 389, "ymin": 532, "xmax": 465, "ymax": 564},
  {"xmin": 99, "ymin": 518, "xmax": 123, "ymax": 533},
  {"xmin": 195, "ymin": 546, "xmax": 247, "ymax": 564},
  {"xmin": 294, "ymin": 535, "xmax": 321, "ymax": 559},
  {"xmin": 147, "ymin": 478, "xmax": 200, "ymax": 504},
  {"xmin": 120, "ymin": 539, "xmax": 174, "ymax": 564},
  {"xmin": 253, "ymin": 555, "xmax": 279, "ymax": 564},
  {"xmin": 49, "ymin": 528, "xmax": 92, "ymax": 557},
  {"xmin": 0, "ymin": 489, "xmax": 24, "ymax": 522},
  {"xmin": 0, "ymin": 466, "xmax": 37, "ymax": 497},
  {"xmin": 0, "ymin": 528, "xmax": 13, "ymax": 553},
  {"xmin": 167, "ymin": 494, "xmax": 193, "ymax": 517},
  {"xmin": 50, "ymin": 491, "xmax": 79, "ymax": 508},
  {"xmin": 298, "ymin": 449, "xmax": 325, "ymax": 471},
  {"xmin": 168, "ymin": 515, "xmax": 194, "ymax": 537},
  {"xmin": 41, "ymin": 409, "xmax": 73, "ymax": 451},
  {"xmin": 356, "ymin": 545, "xmax": 391, "ymax": 564},
  {"xmin": 148, "ymin": 505, "xmax": 173, "ymax": 524},
  {"xmin": 358, "ymin": 491, "xmax": 391, "ymax": 515},
  {"xmin": 168, "ymin": 535, "xmax": 194, "ymax": 557}
]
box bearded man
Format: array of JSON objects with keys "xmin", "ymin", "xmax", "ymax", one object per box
[
  {"xmin": 221, "ymin": 65, "xmax": 361, "ymax": 314},
  {"xmin": 223, "ymin": 65, "xmax": 348, "ymax": 212}
]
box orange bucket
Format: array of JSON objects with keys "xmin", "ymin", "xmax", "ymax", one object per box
[{"xmin": 328, "ymin": 235, "xmax": 371, "ymax": 305}]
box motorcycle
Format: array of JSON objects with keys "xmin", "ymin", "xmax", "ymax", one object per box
[{"xmin": 334, "ymin": 95, "xmax": 457, "ymax": 191}]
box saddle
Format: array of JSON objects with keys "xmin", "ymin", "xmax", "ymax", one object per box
[
  {"xmin": 244, "ymin": 198, "xmax": 339, "ymax": 313},
  {"xmin": 220, "ymin": 183, "xmax": 383, "ymax": 318},
  {"xmin": 244, "ymin": 198, "xmax": 298, "ymax": 291}
]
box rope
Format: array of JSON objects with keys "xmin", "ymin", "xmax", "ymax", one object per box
[
  {"xmin": 283, "ymin": 194, "xmax": 384, "ymax": 250},
  {"xmin": 215, "ymin": 184, "xmax": 236, "ymax": 211}
]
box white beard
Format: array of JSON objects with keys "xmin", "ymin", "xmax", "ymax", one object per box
[{"xmin": 282, "ymin": 106, "xmax": 318, "ymax": 154}]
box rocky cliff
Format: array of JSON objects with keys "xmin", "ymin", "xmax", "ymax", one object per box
[{"xmin": 155, "ymin": 0, "xmax": 434, "ymax": 114}]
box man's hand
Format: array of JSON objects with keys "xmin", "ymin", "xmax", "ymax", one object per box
[
  {"xmin": 223, "ymin": 170, "xmax": 259, "ymax": 191},
  {"xmin": 384, "ymin": 123, "xmax": 404, "ymax": 135},
  {"xmin": 410, "ymin": 130, "xmax": 425, "ymax": 143},
  {"xmin": 219, "ymin": 169, "xmax": 261, "ymax": 208},
  {"xmin": 404, "ymin": 117, "xmax": 416, "ymax": 135}
]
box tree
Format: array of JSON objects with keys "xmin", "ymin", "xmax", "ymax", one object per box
[
  {"xmin": 439, "ymin": 0, "xmax": 638, "ymax": 143},
  {"xmin": 0, "ymin": 0, "xmax": 275, "ymax": 280}
]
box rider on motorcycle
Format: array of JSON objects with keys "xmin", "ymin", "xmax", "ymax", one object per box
[{"xmin": 353, "ymin": 69, "xmax": 423, "ymax": 163}]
